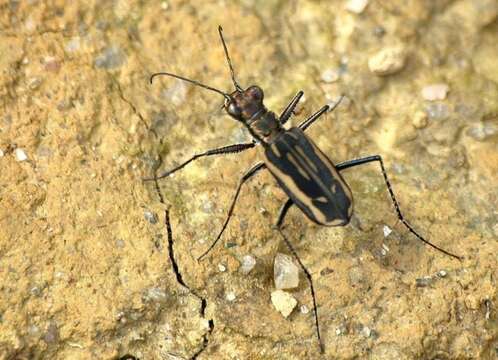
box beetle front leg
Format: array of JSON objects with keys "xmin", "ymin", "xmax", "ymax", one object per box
[
  {"xmin": 298, "ymin": 95, "xmax": 345, "ymax": 132},
  {"xmin": 279, "ymin": 91, "xmax": 304, "ymax": 125}
]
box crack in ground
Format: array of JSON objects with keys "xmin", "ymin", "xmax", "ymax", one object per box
[
  {"xmin": 151, "ymin": 162, "xmax": 213, "ymax": 359},
  {"xmin": 112, "ymin": 76, "xmax": 157, "ymax": 138}
]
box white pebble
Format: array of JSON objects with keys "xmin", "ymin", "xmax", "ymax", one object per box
[
  {"xmin": 300, "ymin": 304, "xmax": 309, "ymax": 314},
  {"xmin": 362, "ymin": 326, "xmax": 372, "ymax": 337},
  {"xmin": 240, "ymin": 255, "xmax": 256, "ymax": 274},
  {"xmin": 346, "ymin": 0, "xmax": 369, "ymax": 14},
  {"xmin": 383, "ymin": 225, "xmax": 392, "ymax": 237},
  {"xmin": 15, "ymin": 148, "xmax": 28, "ymax": 161},
  {"xmin": 368, "ymin": 47, "xmax": 406, "ymax": 76},
  {"xmin": 271, "ymin": 290, "xmax": 297, "ymax": 318},
  {"xmin": 0, "ymin": 149, "xmax": 4, "ymax": 157},
  {"xmin": 274, "ymin": 253, "xmax": 299, "ymax": 290},
  {"xmin": 218, "ymin": 263, "xmax": 226, "ymax": 272},
  {"xmin": 421, "ymin": 83, "xmax": 449, "ymax": 101},
  {"xmin": 438, "ymin": 270, "xmax": 447, "ymax": 278},
  {"xmin": 226, "ymin": 291, "xmax": 236, "ymax": 301},
  {"xmin": 321, "ymin": 68, "xmax": 340, "ymax": 83}
]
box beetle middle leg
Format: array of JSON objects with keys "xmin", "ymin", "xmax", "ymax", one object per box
[
  {"xmin": 197, "ymin": 162, "xmax": 266, "ymax": 261},
  {"xmin": 336, "ymin": 155, "xmax": 462, "ymax": 260},
  {"xmin": 275, "ymin": 198, "xmax": 324, "ymax": 353},
  {"xmin": 144, "ymin": 142, "xmax": 256, "ymax": 181}
]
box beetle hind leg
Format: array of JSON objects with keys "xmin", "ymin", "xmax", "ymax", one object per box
[
  {"xmin": 275, "ymin": 198, "xmax": 324, "ymax": 354},
  {"xmin": 336, "ymin": 155, "xmax": 462, "ymax": 261}
]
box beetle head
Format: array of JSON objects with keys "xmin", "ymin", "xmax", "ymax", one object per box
[{"xmin": 225, "ymin": 85, "xmax": 265, "ymax": 122}]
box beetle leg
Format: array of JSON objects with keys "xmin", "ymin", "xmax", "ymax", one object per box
[
  {"xmin": 299, "ymin": 95, "xmax": 345, "ymax": 132},
  {"xmin": 336, "ymin": 155, "xmax": 462, "ymax": 260},
  {"xmin": 279, "ymin": 91, "xmax": 304, "ymax": 125},
  {"xmin": 275, "ymin": 198, "xmax": 294, "ymax": 228},
  {"xmin": 197, "ymin": 162, "xmax": 266, "ymax": 261},
  {"xmin": 275, "ymin": 205, "xmax": 324, "ymax": 353},
  {"xmin": 143, "ymin": 142, "xmax": 256, "ymax": 181}
]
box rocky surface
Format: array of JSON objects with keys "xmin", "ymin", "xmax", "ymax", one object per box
[{"xmin": 0, "ymin": 1, "xmax": 497, "ymax": 359}]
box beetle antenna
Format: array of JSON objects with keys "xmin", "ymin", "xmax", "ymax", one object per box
[
  {"xmin": 218, "ymin": 25, "xmax": 243, "ymax": 92},
  {"xmin": 150, "ymin": 71, "xmax": 231, "ymax": 101}
]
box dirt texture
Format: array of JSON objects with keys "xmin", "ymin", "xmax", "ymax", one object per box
[{"xmin": 0, "ymin": 1, "xmax": 497, "ymax": 359}]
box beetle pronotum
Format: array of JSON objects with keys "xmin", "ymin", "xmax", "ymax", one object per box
[{"xmin": 145, "ymin": 26, "xmax": 461, "ymax": 353}]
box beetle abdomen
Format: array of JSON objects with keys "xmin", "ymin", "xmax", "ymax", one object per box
[{"xmin": 264, "ymin": 128, "xmax": 353, "ymax": 226}]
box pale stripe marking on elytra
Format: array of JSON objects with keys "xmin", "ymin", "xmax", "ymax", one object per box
[
  {"xmin": 265, "ymin": 158, "xmax": 330, "ymax": 224},
  {"xmin": 295, "ymin": 145, "xmax": 319, "ymax": 173},
  {"xmin": 307, "ymin": 137, "xmax": 354, "ymax": 216},
  {"xmin": 286, "ymin": 152, "xmax": 312, "ymax": 181}
]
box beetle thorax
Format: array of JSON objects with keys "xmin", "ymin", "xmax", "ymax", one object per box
[{"xmin": 249, "ymin": 112, "xmax": 282, "ymax": 142}]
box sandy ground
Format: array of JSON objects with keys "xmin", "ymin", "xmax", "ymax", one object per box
[{"xmin": 1, "ymin": 1, "xmax": 497, "ymax": 359}]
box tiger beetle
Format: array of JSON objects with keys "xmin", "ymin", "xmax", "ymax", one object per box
[{"xmin": 145, "ymin": 26, "xmax": 462, "ymax": 353}]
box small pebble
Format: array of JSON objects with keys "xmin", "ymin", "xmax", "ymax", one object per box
[
  {"xmin": 226, "ymin": 291, "xmax": 236, "ymax": 301},
  {"xmin": 94, "ymin": 45, "xmax": 126, "ymax": 69},
  {"xmin": 300, "ymin": 304, "xmax": 309, "ymax": 314},
  {"xmin": 161, "ymin": 1, "xmax": 170, "ymax": 10},
  {"xmin": 426, "ymin": 103, "xmax": 449, "ymax": 120},
  {"xmin": 466, "ymin": 123, "xmax": 498, "ymax": 141},
  {"xmin": 43, "ymin": 323, "xmax": 59, "ymax": 344},
  {"xmin": 362, "ymin": 326, "xmax": 372, "ymax": 338},
  {"xmin": 427, "ymin": 103, "xmax": 450, "ymax": 120},
  {"xmin": 437, "ymin": 270, "xmax": 447, "ymax": 278},
  {"xmin": 368, "ymin": 46, "xmax": 406, "ymax": 76},
  {"xmin": 65, "ymin": 37, "xmax": 81, "ymax": 52},
  {"xmin": 28, "ymin": 77, "xmax": 42, "ymax": 90},
  {"xmin": 416, "ymin": 276, "xmax": 433, "ymax": 287},
  {"xmin": 218, "ymin": 263, "xmax": 226, "ymax": 272},
  {"xmin": 43, "ymin": 56, "xmax": 60, "ymax": 72},
  {"xmin": 412, "ymin": 111, "xmax": 428, "ymax": 129},
  {"xmin": 15, "ymin": 148, "xmax": 28, "ymax": 161},
  {"xmin": 346, "ymin": 0, "xmax": 369, "ymax": 14},
  {"xmin": 0, "ymin": 149, "xmax": 4, "ymax": 157},
  {"xmin": 383, "ymin": 225, "xmax": 392, "ymax": 238},
  {"xmin": 271, "ymin": 290, "xmax": 297, "ymax": 318},
  {"xmin": 321, "ymin": 68, "xmax": 340, "ymax": 83},
  {"xmin": 381, "ymin": 243, "xmax": 390, "ymax": 257},
  {"xmin": 240, "ymin": 255, "xmax": 256, "ymax": 274},
  {"xmin": 274, "ymin": 253, "xmax": 299, "ymax": 290},
  {"xmin": 144, "ymin": 210, "xmax": 158, "ymax": 224},
  {"xmin": 484, "ymin": 299, "xmax": 491, "ymax": 320},
  {"xmin": 146, "ymin": 287, "xmax": 168, "ymax": 302},
  {"xmin": 421, "ymin": 83, "xmax": 449, "ymax": 101},
  {"xmin": 30, "ymin": 286, "xmax": 42, "ymax": 296}
]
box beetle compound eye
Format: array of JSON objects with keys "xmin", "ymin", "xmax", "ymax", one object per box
[
  {"xmin": 247, "ymin": 85, "xmax": 264, "ymax": 101},
  {"xmin": 227, "ymin": 102, "xmax": 241, "ymax": 117}
]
